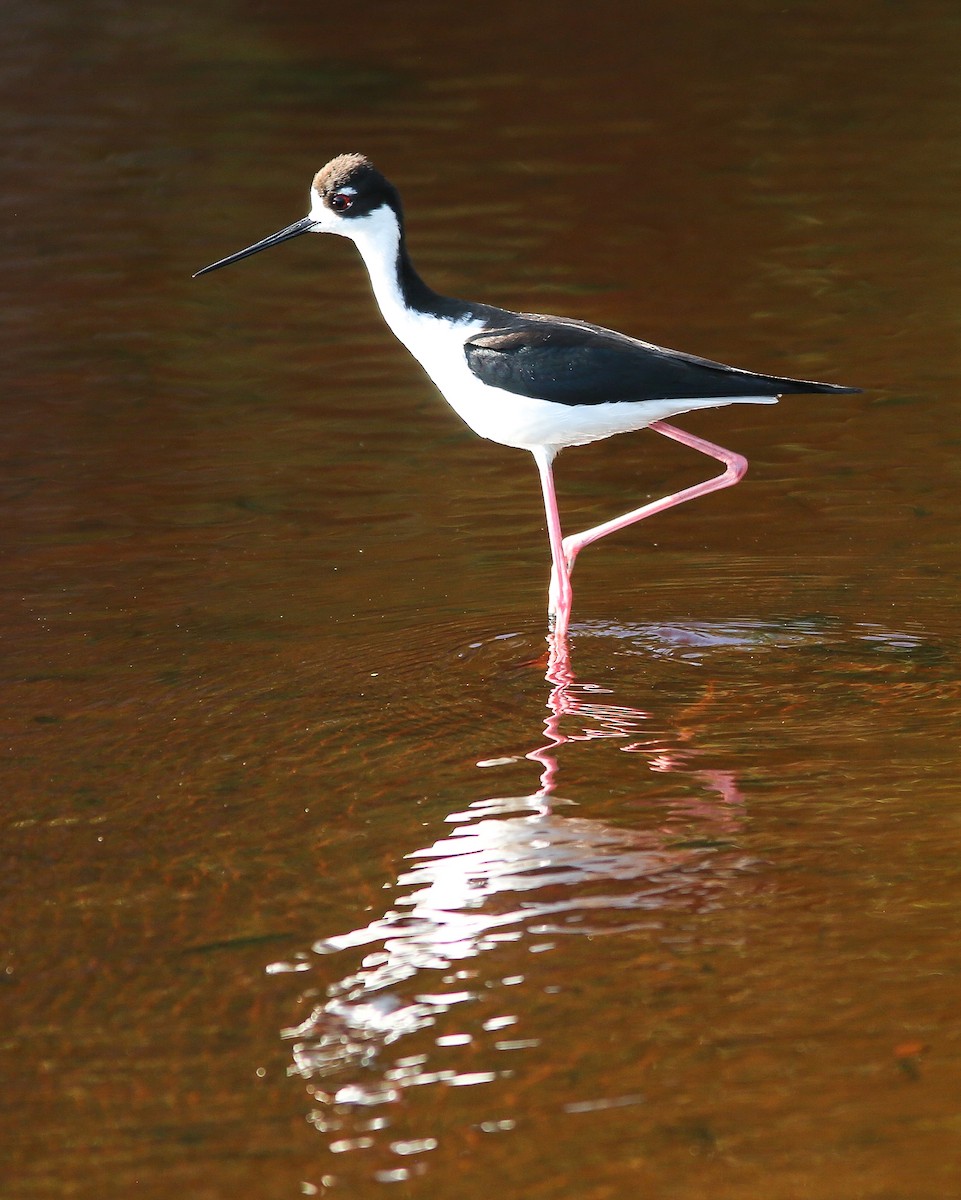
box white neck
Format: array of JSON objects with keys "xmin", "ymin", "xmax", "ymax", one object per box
[
  {"xmin": 343, "ymin": 206, "xmax": 416, "ymax": 342},
  {"xmin": 319, "ymin": 203, "xmax": 485, "ymax": 426}
]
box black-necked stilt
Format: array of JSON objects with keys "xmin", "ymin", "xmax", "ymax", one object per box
[{"xmin": 195, "ymin": 153, "xmax": 859, "ymax": 640}]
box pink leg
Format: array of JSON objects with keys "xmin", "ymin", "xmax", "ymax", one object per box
[
  {"xmin": 532, "ymin": 446, "xmax": 573, "ymax": 638},
  {"xmin": 561, "ymin": 421, "xmax": 748, "ymax": 575},
  {"xmin": 532, "ymin": 422, "xmax": 748, "ymax": 639}
]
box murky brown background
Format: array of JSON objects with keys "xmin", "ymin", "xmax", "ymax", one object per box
[{"xmin": 4, "ymin": 0, "xmax": 961, "ymax": 1196}]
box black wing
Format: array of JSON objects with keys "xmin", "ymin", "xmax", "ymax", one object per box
[{"xmin": 464, "ymin": 317, "xmax": 860, "ymax": 407}]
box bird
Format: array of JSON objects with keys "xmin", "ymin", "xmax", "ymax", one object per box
[{"xmin": 195, "ymin": 153, "xmax": 859, "ymax": 641}]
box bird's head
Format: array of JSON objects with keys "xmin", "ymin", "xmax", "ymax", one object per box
[{"xmin": 193, "ymin": 153, "xmax": 401, "ymax": 277}]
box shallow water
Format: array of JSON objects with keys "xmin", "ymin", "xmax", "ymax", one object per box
[{"xmin": 4, "ymin": 1, "xmax": 961, "ymax": 1196}]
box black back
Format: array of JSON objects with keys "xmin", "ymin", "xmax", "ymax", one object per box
[{"xmin": 465, "ymin": 316, "xmax": 860, "ymax": 407}]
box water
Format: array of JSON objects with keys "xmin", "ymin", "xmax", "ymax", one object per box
[{"xmin": 4, "ymin": 0, "xmax": 961, "ymax": 1196}]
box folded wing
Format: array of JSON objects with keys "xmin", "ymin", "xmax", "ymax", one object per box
[{"xmin": 464, "ymin": 318, "xmax": 860, "ymax": 407}]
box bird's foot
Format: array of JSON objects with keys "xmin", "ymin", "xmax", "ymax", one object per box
[
  {"xmin": 548, "ymin": 553, "xmax": 577, "ymax": 617},
  {"xmin": 547, "ymin": 569, "xmax": 562, "ymax": 623},
  {"xmin": 560, "ymin": 536, "xmax": 581, "ymax": 576},
  {"xmin": 548, "ymin": 589, "xmax": 572, "ymax": 645}
]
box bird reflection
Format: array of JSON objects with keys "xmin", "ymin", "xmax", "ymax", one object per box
[
  {"xmin": 271, "ymin": 640, "xmax": 753, "ymax": 1185},
  {"xmin": 267, "ymin": 615, "xmax": 939, "ymax": 1187}
]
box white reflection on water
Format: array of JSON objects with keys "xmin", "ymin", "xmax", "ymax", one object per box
[
  {"xmin": 270, "ymin": 615, "xmax": 934, "ymax": 1187},
  {"xmin": 584, "ymin": 615, "xmax": 930, "ymax": 664},
  {"xmin": 270, "ymin": 628, "xmax": 761, "ymax": 1187}
]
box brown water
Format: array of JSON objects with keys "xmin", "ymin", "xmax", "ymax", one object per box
[{"xmin": 4, "ymin": 0, "xmax": 961, "ymax": 1196}]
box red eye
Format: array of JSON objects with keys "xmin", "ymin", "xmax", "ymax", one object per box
[{"xmin": 329, "ymin": 192, "xmax": 353, "ymax": 213}]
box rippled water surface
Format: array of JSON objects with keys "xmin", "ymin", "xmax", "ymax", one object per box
[{"xmin": 4, "ymin": 1, "xmax": 961, "ymax": 1197}]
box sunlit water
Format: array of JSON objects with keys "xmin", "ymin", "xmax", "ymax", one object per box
[
  {"xmin": 4, "ymin": 1, "xmax": 961, "ymax": 1198},
  {"xmin": 249, "ymin": 615, "xmax": 953, "ymax": 1191}
]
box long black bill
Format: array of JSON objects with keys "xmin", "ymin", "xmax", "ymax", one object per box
[{"xmin": 193, "ymin": 216, "xmax": 317, "ymax": 278}]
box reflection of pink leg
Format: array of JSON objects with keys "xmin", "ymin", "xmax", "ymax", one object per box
[{"xmin": 534, "ymin": 422, "xmax": 748, "ymax": 643}]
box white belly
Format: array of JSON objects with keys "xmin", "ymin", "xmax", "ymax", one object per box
[
  {"xmin": 394, "ymin": 311, "xmax": 776, "ymax": 452},
  {"xmin": 435, "ymin": 375, "xmax": 777, "ymax": 452}
]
